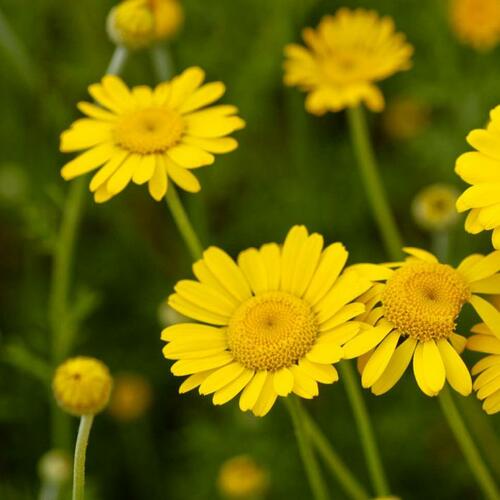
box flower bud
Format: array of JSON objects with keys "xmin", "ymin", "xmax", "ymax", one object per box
[
  {"xmin": 412, "ymin": 184, "xmax": 459, "ymax": 232},
  {"xmin": 217, "ymin": 455, "xmax": 269, "ymax": 499},
  {"xmin": 108, "ymin": 373, "xmax": 152, "ymax": 422}
]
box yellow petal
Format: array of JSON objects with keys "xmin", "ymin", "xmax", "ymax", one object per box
[
  {"xmin": 470, "ymin": 275, "xmax": 500, "ymax": 294},
  {"xmin": 199, "ymin": 362, "xmax": 245, "ymax": 395},
  {"xmin": 168, "ymin": 144, "xmax": 215, "ymax": 168},
  {"xmin": 179, "ymin": 82, "xmax": 226, "ymax": 114},
  {"xmin": 273, "ymin": 367, "xmax": 294, "ymax": 396},
  {"xmin": 179, "ymin": 370, "xmax": 215, "ymax": 394},
  {"xmin": 61, "ymin": 143, "xmax": 115, "ymax": 180},
  {"xmin": 318, "ymin": 322, "xmax": 361, "ymax": 345},
  {"xmin": 346, "ymin": 263, "xmax": 393, "ymax": 281},
  {"xmin": 343, "ymin": 324, "xmax": 393, "ymax": 359},
  {"xmin": 403, "ymin": 247, "xmax": 438, "ymax": 263},
  {"xmin": 456, "ymin": 184, "xmax": 500, "ymax": 212},
  {"xmin": 291, "ymin": 365, "xmax": 319, "ymax": 399},
  {"xmin": 106, "ymin": 154, "xmax": 138, "ymax": 195},
  {"xmin": 168, "ymin": 67, "xmax": 206, "ymax": 109},
  {"xmin": 290, "ymin": 233, "xmax": 324, "ymax": 297},
  {"xmin": 89, "ymin": 150, "xmax": 128, "ymax": 192},
  {"xmin": 473, "ymin": 365, "xmax": 500, "ymax": 391},
  {"xmin": 212, "ymin": 369, "xmax": 254, "ymax": 405},
  {"xmin": 298, "ymin": 358, "xmax": 339, "ymax": 384},
  {"xmin": 461, "ymin": 251, "xmax": 500, "ymax": 283},
  {"xmin": 422, "ymin": 340, "xmax": 446, "ymax": 394},
  {"xmin": 413, "ymin": 342, "xmax": 437, "ymax": 397},
  {"xmin": 185, "ymin": 114, "xmax": 245, "ymax": 138},
  {"xmin": 165, "ymin": 157, "xmax": 201, "ymax": 192},
  {"xmin": 131, "ymin": 86, "xmax": 154, "ymax": 107},
  {"xmin": 183, "ymin": 136, "xmax": 238, "ymax": 154},
  {"xmin": 472, "ymin": 355, "xmax": 500, "ymax": 375},
  {"xmin": 306, "ymin": 342, "xmax": 343, "ymax": 364},
  {"xmin": 94, "ymin": 184, "xmax": 113, "ymax": 203},
  {"xmin": 437, "ymin": 340, "xmax": 472, "ymax": 396},
  {"xmin": 237, "ymin": 248, "xmax": 268, "ymax": 294},
  {"xmin": 132, "ymin": 154, "xmax": 156, "ymax": 185},
  {"xmin": 171, "ymin": 352, "xmax": 233, "ymax": 376},
  {"xmin": 259, "ymin": 243, "xmax": 281, "ymax": 291},
  {"xmin": 467, "ymin": 128, "xmax": 500, "ymax": 161},
  {"xmin": 361, "ymin": 331, "xmax": 400, "ymax": 388},
  {"xmin": 456, "ymin": 151, "xmax": 500, "ymax": 184},
  {"xmin": 148, "ymin": 157, "xmax": 168, "ymax": 201},
  {"xmin": 161, "ymin": 322, "xmax": 225, "ymax": 341},
  {"xmin": 101, "ymin": 75, "xmax": 134, "ymax": 106},
  {"xmin": 192, "ymin": 261, "xmax": 239, "ymax": 306},
  {"xmin": 239, "ymin": 371, "xmax": 268, "ymax": 411},
  {"xmin": 318, "ymin": 303, "xmax": 365, "ymax": 332},
  {"xmin": 252, "ymin": 375, "xmax": 278, "ymax": 417},
  {"xmin": 168, "ymin": 294, "xmax": 229, "ymax": 326},
  {"xmin": 469, "ymin": 295, "xmax": 500, "ymax": 338},
  {"xmin": 467, "ymin": 334, "xmax": 500, "ymax": 354},
  {"xmin": 60, "ymin": 120, "xmax": 112, "ymax": 152},
  {"xmin": 280, "ymin": 225, "xmax": 309, "ymax": 293},
  {"xmin": 77, "ymin": 101, "xmax": 117, "ymax": 121},
  {"xmin": 174, "ymin": 280, "xmax": 236, "ymax": 317}
]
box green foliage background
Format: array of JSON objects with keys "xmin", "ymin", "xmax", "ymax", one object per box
[{"xmin": 1, "ymin": 0, "xmax": 500, "ymax": 498}]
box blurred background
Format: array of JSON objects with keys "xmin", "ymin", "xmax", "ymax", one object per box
[{"xmin": 1, "ymin": 0, "xmax": 500, "ymax": 498}]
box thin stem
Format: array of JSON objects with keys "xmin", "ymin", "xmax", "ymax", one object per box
[
  {"xmin": 300, "ymin": 403, "xmax": 369, "ymax": 500},
  {"xmin": 165, "ymin": 186, "xmax": 204, "ymax": 261},
  {"xmin": 431, "ymin": 230, "xmax": 449, "ymax": 262},
  {"xmin": 284, "ymin": 398, "xmax": 330, "ymax": 500},
  {"xmin": 105, "ymin": 45, "xmax": 128, "ymax": 75},
  {"xmin": 339, "ymin": 361, "xmax": 390, "ymax": 497},
  {"xmin": 438, "ymin": 387, "xmax": 500, "ymax": 500},
  {"xmin": 346, "ymin": 105, "xmax": 402, "ymax": 261},
  {"xmin": 72, "ymin": 415, "xmax": 94, "ymax": 500},
  {"xmin": 150, "ymin": 44, "xmax": 174, "ymax": 81}
]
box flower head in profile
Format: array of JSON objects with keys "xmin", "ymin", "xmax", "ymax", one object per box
[
  {"xmin": 449, "ymin": 0, "xmax": 500, "ymax": 50},
  {"xmin": 217, "ymin": 455, "xmax": 269, "ymax": 499},
  {"xmin": 161, "ymin": 226, "xmax": 372, "ymax": 416},
  {"xmin": 345, "ymin": 248, "xmax": 500, "ymax": 396},
  {"xmin": 412, "ymin": 184, "xmax": 460, "ymax": 232},
  {"xmin": 53, "ymin": 357, "xmax": 113, "ymax": 416},
  {"xmin": 467, "ymin": 322, "xmax": 500, "ymax": 414},
  {"xmin": 283, "ymin": 8, "xmax": 413, "ymax": 115},
  {"xmin": 60, "ymin": 67, "xmax": 244, "ymax": 203},
  {"xmin": 456, "ymin": 105, "xmax": 500, "ymax": 249},
  {"xmin": 107, "ymin": 0, "xmax": 183, "ymax": 49}
]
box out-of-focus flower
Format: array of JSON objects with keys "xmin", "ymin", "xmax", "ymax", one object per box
[
  {"xmin": 162, "ymin": 225, "xmax": 372, "ymax": 416},
  {"xmin": 217, "ymin": 455, "xmax": 269, "ymax": 499},
  {"xmin": 382, "ymin": 97, "xmax": 430, "ymax": 141},
  {"xmin": 53, "ymin": 357, "xmax": 113, "ymax": 416},
  {"xmin": 38, "ymin": 450, "xmax": 72, "ymax": 485},
  {"xmin": 0, "ymin": 163, "xmax": 28, "ymax": 205},
  {"xmin": 449, "ymin": 0, "xmax": 500, "ymax": 50},
  {"xmin": 467, "ymin": 322, "xmax": 500, "ymax": 414},
  {"xmin": 108, "ymin": 373, "xmax": 153, "ymax": 422},
  {"xmin": 59, "ymin": 68, "xmax": 244, "ymax": 203},
  {"xmin": 455, "ymin": 105, "xmax": 500, "ymax": 249},
  {"xmin": 346, "ymin": 247, "xmax": 500, "ymax": 396},
  {"xmin": 107, "ymin": 0, "xmax": 183, "ymax": 50},
  {"xmin": 412, "ymin": 184, "xmax": 460, "ymax": 232},
  {"xmin": 283, "ymin": 8, "xmax": 413, "ymax": 114}
]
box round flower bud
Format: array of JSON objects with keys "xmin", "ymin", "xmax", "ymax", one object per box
[
  {"xmin": 107, "ymin": 0, "xmax": 183, "ymax": 50},
  {"xmin": 38, "ymin": 450, "xmax": 72, "ymax": 485},
  {"xmin": 217, "ymin": 455, "xmax": 269, "ymax": 499},
  {"xmin": 108, "ymin": 373, "xmax": 153, "ymax": 422},
  {"xmin": 412, "ymin": 184, "xmax": 460, "ymax": 232},
  {"xmin": 52, "ymin": 357, "xmax": 113, "ymax": 416}
]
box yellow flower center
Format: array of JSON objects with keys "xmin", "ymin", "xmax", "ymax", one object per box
[
  {"xmin": 382, "ymin": 262, "xmax": 471, "ymax": 341},
  {"xmin": 114, "ymin": 108, "xmax": 184, "ymax": 154},
  {"xmin": 227, "ymin": 291, "xmax": 318, "ymax": 372}
]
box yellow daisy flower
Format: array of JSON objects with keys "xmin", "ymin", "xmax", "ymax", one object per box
[
  {"xmin": 456, "ymin": 105, "xmax": 500, "ymax": 249},
  {"xmin": 60, "ymin": 67, "xmax": 245, "ymax": 203},
  {"xmin": 107, "ymin": 0, "xmax": 183, "ymax": 49},
  {"xmin": 467, "ymin": 322, "xmax": 500, "ymax": 414},
  {"xmin": 449, "ymin": 0, "xmax": 500, "ymax": 51},
  {"xmin": 344, "ymin": 248, "xmax": 500, "ymax": 397},
  {"xmin": 283, "ymin": 8, "xmax": 413, "ymax": 115},
  {"xmin": 161, "ymin": 225, "xmax": 373, "ymax": 417}
]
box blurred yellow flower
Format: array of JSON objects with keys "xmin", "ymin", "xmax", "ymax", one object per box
[
  {"xmin": 60, "ymin": 67, "xmax": 244, "ymax": 203},
  {"xmin": 456, "ymin": 105, "xmax": 500, "ymax": 249},
  {"xmin": 161, "ymin": 225, "xmax": 372, "ymax": 416},
  {"xmin": 53, "ymin": 357, "xmax": 113, "ymax": 416},
  {"xmin": 217, "ymin": 455, "xmax": 269, "ymax": 499},
  {"xmin": 107, "ymin": 0, "xmax": 183, "ymax": 49},
  {"xmin": 38, "ymin": 449, "xmax": 72, "ymax": 486},
  {"xmin": 108, "ymin": 373, "xmax": 153, "ymax": 422},
  {"xmin": 412, "ymin": 184, "xmax": 460, "ymax": 232},
  {"xmin": 283, "ymin": 8, "xmax": 413, "ymax": 114},
  {"xmin": 450, "ymin": 0, "xmax": 500, "ymax": 50},
  {"xmin": 346, "ymin": 248, "xmax": 500, "ymax": 396},
  {"xmin": 467, "ymin": 322, "xmax": 500, "ymax": 414},
  {"xmin": 382, "ymin": 97, "xmax": 430, "ymax": 141}
]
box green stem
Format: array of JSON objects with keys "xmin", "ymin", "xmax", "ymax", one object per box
[
  {"xmin": 106, "ymin": 45, "xmax": 128, "ymax": 75},
  {"xmin": 285, "ymin": 398, "xmax": 330, "ymax": 500},
  {"xmin": 346, "ymin": 105, "xmax": 402, "ymax": 261},
  {"xmin": 72, "ymin": 415, "xmax": 94, "ymax": 500},
  {"xmin": 339, "ymin": 361, "xmax": 390, "ymax": 497},
  {"xmin": 150, "ymin": 44, "xmax": 174, "ymax": 81},
  {"xmin": 438, "ymin": 387, "xmax": 500, "ymax": 500},
  {"xmin": 165, "ymin": 186, "xmax": 204, "ymax": 261},
  {"xmin": 431, "ymin": 230, "xmax": 449, "ymax": 262},
  {"xmin": 300, "ymin": 403, "xmax": 369, "ymax": 500}
]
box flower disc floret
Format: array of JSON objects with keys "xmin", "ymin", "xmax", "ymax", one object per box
[
  {"xmin": 227, "ymin": 291, "xmax": 319, "ymax": 372},
  {"xmin": 382, "ymin": 262, "xmax": 471, "ymax": 342}
]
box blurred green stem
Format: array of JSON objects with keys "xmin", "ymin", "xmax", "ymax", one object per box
[
  {"xmin": 346, "ymin": 105, "xmax": 402, "ymax": 261},
  {"xmin": 72, "ymin": 415, "xmax": 94, "ymax": 500},
  {"xmin": 339, "ymin": 361, "xmax": 390, "ymax": 497},
  {"xmin": 300, "ymin": 403, "xmax": 369, "ymax": 500},
  {"xmin": 438, "ymin": 387, "xmax": 500, "ymax": 500},
  {"xmin": 165, "ymin": 186, "xmax": 204, "ymax": 260},
  {"xmin": 285, "ymin": 398, "xmax": 330, "ymax": 500},
  {"xmin": 0, "ymin": 7, "xmax": 38, "ymax": 91},
  {"xmin": 432, "ymin": 230, "xmax": 449, "ymax": 262},
  {"xmin": 150, "ymin": 44, "xmax": 174, "ymax": 81},
  {"xmin": 106, "ymin": 45, "xmax": 128, "ymax": 75}
]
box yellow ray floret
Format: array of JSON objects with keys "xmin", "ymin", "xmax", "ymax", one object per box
[
  {"xmin": 161, "ymin": 225, "xmax": 373, "ymax": 417},
  {"xmin": 467, "ymin": 322, "xmax": 500, "ymax": 414},
  {"xmin": 344, "ymin": 248, "xmax": 500, "ymax": 397},
  {"xmin": 283, "ymin": 8, "xmax": 413, "ymax": 115},
  {"xmin": 60, "ymin": 67, "xmax": 245, "ymax": 203},
  {"xmin": 456, "ymin": 105, "xmax": 500, "ymax": 249}
]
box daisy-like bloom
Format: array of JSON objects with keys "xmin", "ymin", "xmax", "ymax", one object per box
[
  {"xmin": 60, "ymin": 67, "xmax": 245, "ymax": 203},
  {"xmin": 53, "ymin": 357, "xmax": 113, "ymax": 416},
  {"xmin": 411, "ymin": 184, "xmax": 459, "ymax": 232},
  {"xmin": 467, "ymin": 322, "xmax": 500, "ymax": 414},
  {"xmin": 283, "ymin": 8, "xmax": 413, "ymax": 115},
  {"xmin": 344, "ymin": 248, "xmax": 500, "ymax": 397},
  {"xmin": 449, "ymin": 0, "xmax": 500, "ymax": 51},
  {"xmin": 217, "ymin": 455, "xmax": 269, "ymax": 499},
  {"xmin": 456, "ymin": 105, "xmax": 500, "ymax": 249},
  {"xmin": 161, "ymin": 225, "xmax": 373, "ymax": 417},
  {"xmin": 107, "ymin": 0, "xmax": 183, "ymax": 50}
]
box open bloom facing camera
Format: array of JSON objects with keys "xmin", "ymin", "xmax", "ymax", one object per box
[
  {"xmin": 60, "ymin": 67, "xmax": 244, "ymax": 203},
  {"xmin": 283, "ymin": 8, "xmax": 413, "ymax": 114},
  {"xmin": 161, "ymin": 225, "xmax": 373, "ymax": 416},
  {"xmin": 345, "ymin": 248, "xmax": 500, "ymax": 397}
]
